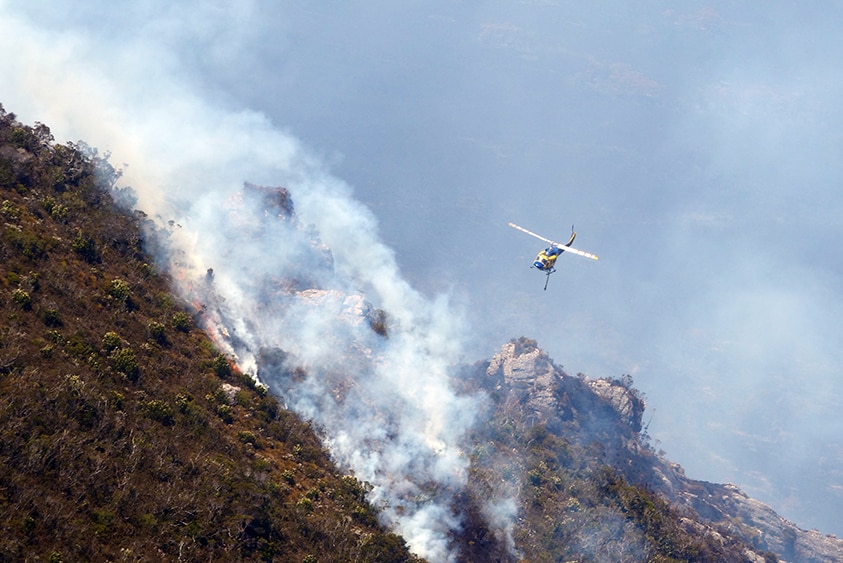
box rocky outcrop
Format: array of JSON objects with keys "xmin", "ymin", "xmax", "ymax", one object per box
[
  {"xmin": 485, "ymin": 338, "xmax": 561, "ymax": 419},
  {"xmin": 586, "ymin": 377, "xmax": 644, "ymax": 432},
  {"xmin": 485, "ymin": 338, "xmax": 645, "ymax": 442},
  {"xmin": 484, "ymin": 338, "xmax": 843, "ymax": 563}
]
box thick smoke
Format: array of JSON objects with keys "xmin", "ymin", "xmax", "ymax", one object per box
[
  {"xmin": 172, "ymin": 181, "xmax": 480, "ymax": 562},
  {"xmin": 0, "ymin": 4, "xmax": 502, "ymax": 560}
]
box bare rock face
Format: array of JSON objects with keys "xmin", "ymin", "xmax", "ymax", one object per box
[
  {"xmin": 586, "ymin": 378, "xmax": 644, "ymax": 433},
  {"xmin": 220, "ymin": 383, "xmax": 241, "ymax": 405},
  {"xmin": 486, "ymin": 338, "xmax": 561, "ymax": 418}
]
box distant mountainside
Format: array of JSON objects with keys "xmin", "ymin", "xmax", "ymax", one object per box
[{"xmin": 2, "ymin": 106, "xmax": 842, "ymax": 562}]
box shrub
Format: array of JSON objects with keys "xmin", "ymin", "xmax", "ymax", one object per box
[
  {"xmin": 369, "ymin": 308, "xmax": 388, "ymax": 337},
  {"xmin": 0, "ymin": 159, "xmax": 15, "ymax": 189},
  {"xmin": 211, "ymin": 353, "xmax": 232, "ymax": 378},
  {"xmin": 42, "ymin": 308, "xmax": 62, "ymax": 327},
  {"xmin": 11, "ymin": 288, "xmax": 31, "ymax": 310},
  {"xmin": 1, "ymin": 199, "xmax": 20, "ymax": 219},
  {"xmin": 110, "ymin": 347, "xmax": 139, "ymax": 381},
  {"xmin": 171, "ymin": 311, "xmax": 192, "ymax": 332},
  {"xmin": 90, "ymin": 509, "xmax": 115, "ymax": 536},
  {"xmin": 216, "ymin": 404, "xmax": 234, "ymax": 424},
  {"xmin": 110, "ymin": 391, "xmax": 124, "ymax": 410},
  {"xmin": 237, "ymin": 431, "xmax": 257, "ymax": 445},
  {"xmin": 142, "ymin": 400, "xmax": 174, "ymax": 426},
  {"xmin": 66, "ymin": 332, "xmax": 93, "ymax": 358},
  {"xmin": 359, "ymin": 533, "xmax": 413, "ymax": 563},
  {"xmin": 42, "ymin": 197, "xmax": 68, "ymax": 221},
  {"xmin": 108, "ymin": 279, "xmax": 130, "ymax": 301},
  {"xmin": 101, "ymin": 331, "xmax": 122, "ymax": 353},
  {"xmin": 175, "ymin": 392, "xmax": 193, "ymax": 413},
  {"xmin": 71, "ymin": 231, "xmax": 98, "ymax": 263},
  {"xmin": 147, "ymin": 321, "xmax": 166, "ymax": 344},
  {"xmin": 7, "ymin": 227, "xmax": 46, "ymax": 259}
]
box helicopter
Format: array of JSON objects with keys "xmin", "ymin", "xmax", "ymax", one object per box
[{"xmin": 509, "ymin": 222, "xmax": 598, "ymax": 290}]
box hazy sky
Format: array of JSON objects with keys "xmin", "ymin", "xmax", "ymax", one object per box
[{"xmin": 3, "ymin": 0, "xmax": 843, "ymax": 538}]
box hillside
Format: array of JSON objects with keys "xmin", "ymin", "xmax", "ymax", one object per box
[
  {"xmin": 2, "ymin": 107, "xmax": 842, "ymax": 563},
  {"xmin": 454, "ymin": 339, "xmax": 843, "ymax": 563},
  {"xmin": 0, "ymin": 106, "xmax": 419, "ymax": 562}
]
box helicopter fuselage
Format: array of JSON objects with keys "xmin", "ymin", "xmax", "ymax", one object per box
[
  {"xmin": 533, "ymin": 246, "xmax": 563, "ymax": 272},
  {"xmin": 532, "ymin": 231, "xmax": 576, "ymax": 273}
]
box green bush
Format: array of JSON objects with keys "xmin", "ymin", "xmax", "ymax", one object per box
[
  {"xmin": 42, "ymin": 196, "xmax": 68, "ymax": 221},
  {"xmin": 237, "ymin": 431, "xmax": 257, "ymax": 445},
  {"xmin": 295, "ymin": 497, "xmax": 313, "ymax": 513},
  {"xmin": 1, "ymin": 199, "xmax": 20, "ymax": 219},
  {"xmin": 101, "ymin": 331, "xmax": 122, "ymax": 353},
  {"xmin": 171, "ymin": 311, "xmax": 192, "ymax": 332},
  {"xmin": 175, "ymin": 392, "xmax": 193, "ymax": 413},
  {"xmin": 110, "ymin": 347, "xmax": 139, "ymax": 381},
  {"xmin": 147, "ymin": 321, "xmax": 166, "ymax": 344},
  {"xmin": 211, "ymin": 353, "xmax": 232, "ymax": 378},
  {"xmin": 216, "ymin": 404, "xmax": 234, "ymax": 424},
  {"xmin": 108, "ymin": 279, "xmax": 130, "ymax": 301},
  {"xmin": 46, "ymin": 330, "xmax": 63, "ymax": 344},
  {"xmin": 6, "ymin": 227, "xmax": 46, "ymax": 259},
  {"xmin": 42, "ymin": 308, "xmax": 62, "ymax": 327},
  {"xmin": 71, "ymin": 231, "xmax": 98, "ymax": 263},
  {"xmin": 142, "ymin": 400, "xmax": 174, "ymax": 426},
  {"xmin": 110, "ymin": 391, "xmax": 124, "ymax": 410},
  {"xmin": 11, "ymin": 288, "xmax": 31, "ymax": 310}
]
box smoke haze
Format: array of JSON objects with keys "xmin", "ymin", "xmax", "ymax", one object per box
[
  {"xmin": 0, "ymin": 3, "xmax": 488, "ymax": 560},
  {"xmin": 2, "ymin": 0, "xmax": 843, "ymax": 545}
]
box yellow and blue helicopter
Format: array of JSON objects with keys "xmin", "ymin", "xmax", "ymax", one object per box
[{"xmin": 509, "ymin": 222, "xmax": 598, "ymax": 290}]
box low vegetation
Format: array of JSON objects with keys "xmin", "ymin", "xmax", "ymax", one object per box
[{"xmin": 0, "ymin": 106, "xmax": 419, "ymax": 562}]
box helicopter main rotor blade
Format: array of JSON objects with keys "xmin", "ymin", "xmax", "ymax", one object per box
[
  {"xmin": 508, "ymin": 222, "xmax": 556, "ymax": 245},
  {"xmin": 559, "ymin": 246, "xmax": 599, "ymax": 261},
  {"xmin": 508, "ymin": 222, "xmax": 599, "ymax": 261}
]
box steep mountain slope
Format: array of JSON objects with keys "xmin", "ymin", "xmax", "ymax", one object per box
[
  {"xmin": 3, "ymin": 106, "xmax": 841, "ymax": 563},
  {"xmin": 0, "ymin": 106, "xmax": 419, "ymax": 562}
]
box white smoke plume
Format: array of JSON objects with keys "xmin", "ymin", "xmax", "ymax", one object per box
[{"xmin": 0, "ymin": 3, "xmax": 499, "ymax": 560}]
